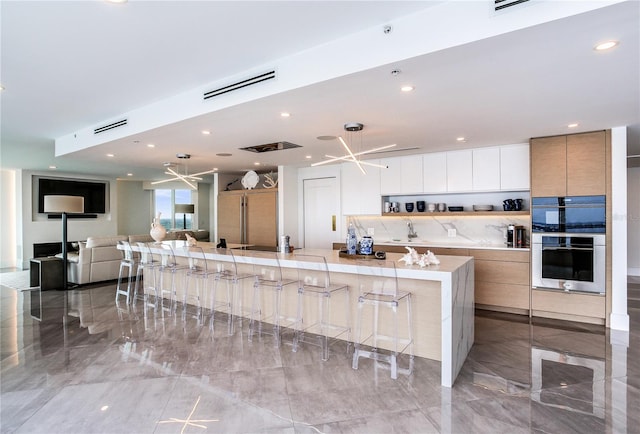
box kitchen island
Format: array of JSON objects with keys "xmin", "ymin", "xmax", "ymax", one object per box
[{"xmin": 127, "ymin": 242, "xmax": 474, "ymax": 387}]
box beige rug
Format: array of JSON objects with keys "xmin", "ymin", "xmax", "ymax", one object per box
[{"xmin": 0, "ymin": 270, "xmax": 35, "ymax": 291}]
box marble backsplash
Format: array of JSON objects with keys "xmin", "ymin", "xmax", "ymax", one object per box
[{"xmin": 347, "ymin": 214, "xmax": 531, "ymax": 248}]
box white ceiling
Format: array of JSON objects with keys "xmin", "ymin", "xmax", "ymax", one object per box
[{"xmin": 1, "ymin": 1, "xmax": 639, "ymax": 180}]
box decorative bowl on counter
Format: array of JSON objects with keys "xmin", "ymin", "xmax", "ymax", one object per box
[
  {"xmin": 473, "ymin": 204, "xmax": 493, "ymax": 211},
  {"xmin": 448, "ymin": 206, "xmax": 463, "ymax": 212}
]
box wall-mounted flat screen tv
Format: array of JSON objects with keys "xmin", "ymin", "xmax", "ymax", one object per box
[{"xmin": 38, "ymin": 178, "xmax": 107, "ymax": 214}]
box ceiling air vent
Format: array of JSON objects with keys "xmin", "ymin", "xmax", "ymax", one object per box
[
  {"xmin": 494, "ymin": 0, "xmax": 529, "ymax": 11},
  {"xmin": 204, "ymin": 70, "xmax": 276, "ymax": 101},
  {"xmin": 93, "ymin": 119, "xmax": 128, "ymax": 135},
  {"xmin": 240, "ymin": 141, "xmax": 301, "ymax": 153}
]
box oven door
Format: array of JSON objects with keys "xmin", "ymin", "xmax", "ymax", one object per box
[{"xmin": 532, "ymin": 233, "xmax": 605, "ymax": 294}]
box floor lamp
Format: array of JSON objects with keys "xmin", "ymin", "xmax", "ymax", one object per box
[
  {"xmin": 175, "ymin": 204, "xmax": 194, "ymax": 230},
  {"xmin": 44, "ymin": 195, "xmax": 84, "ymax": 290}
]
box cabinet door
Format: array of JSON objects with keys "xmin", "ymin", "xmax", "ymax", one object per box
[
  {"xmin": 245, "ymin": 190, "xmax": 277, "ymax": 246},
  {"xmin": 566, "ymin": 131, "xmax": 606, "ymax": 196},
  {"xmin": 400, "ymin": 155, "xmax": 423, "ymax": 194},
  {"xmin": 446, "ymin": 150, "xmax": 473, "ymax": 192},
  {"xmin": 217, "ymin": 192, "xmax": 243, "ymax": 244},
  {"xmin": 472, "ymin": 147, "xmax": 500, "ymax": 191},
  {"xmin": 500, "ymin": 144, "xmax": 530, "ymax": 190},
  {"xmin": 380, "ymin": 157, "xmax": 403, "ymax": 195},
  {"xmin": 530, "ymin": 136, "xmax": 567, "ymax": 197},
  {"xmin": 422, "ymin": 152, "xmax": 447, "ymax": 193},
  {"xmin": 341, "ymin": 160, "xmax": 381, "ymax": 215}
]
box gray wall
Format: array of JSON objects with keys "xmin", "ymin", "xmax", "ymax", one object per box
[{"xmin": 117, "ymin": 180, "xmax": 152, "ymax": 236}]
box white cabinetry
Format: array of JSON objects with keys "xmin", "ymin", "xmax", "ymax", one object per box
[
  {"xmin": 473, "ymin": 147, "xmax": 501, "ymax": 191},
  {"xmin": 380, "ymin": 156, "xmax": 423, "ymax": 195},
  {"xmin": 422, "ymin": 152, "xmax": 447, "ymax": 193},
  {"xmin": 446, "ymin": 150, "xmax": 473, "ymax": 192},
  {"xmin": 500, "ymin": 144, "xmax": 530, "ymax": 190},
  {"xmin": 341, "ymin": 160, "xmax": 381, "ymax": 215}
]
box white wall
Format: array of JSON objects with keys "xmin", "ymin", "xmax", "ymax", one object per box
[
  {"xmin": 116, "ymin": 180, "xmax": 152, "ymax": 236},
  {"xmin": 0, "ymin": 169, "xmax": 18, "ymax": 268},
  {"xmin": 278, "ymin": 165, "xmax": 299, "ymax": 248},
  {"xmin": 628, "ymin": 166, "xmax": 640, "ymax": 275}
]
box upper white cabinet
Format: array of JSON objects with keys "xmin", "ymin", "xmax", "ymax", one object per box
[
  {"xmin": 500, "ymin": 144, "xmax": 530, "ymax": 190},
  {"xmin": 422, "ymin": 152, "xmax": 447, "ymax": 193},
  {"xmin": 446, "ymin": 150, "xmax": 473, "ymax": 192},
  {"xmin": 380, "ymin": 156, "xmax": 423, "ymax": 195},
  {"xmin": 472, "ymin": 147, "xmax": 501, "ymax": 191},
  {"xmin": 341, "ymin": 160, "xmax": 381, "ymax": 215}
]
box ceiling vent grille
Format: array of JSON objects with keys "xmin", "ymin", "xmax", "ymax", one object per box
[
  {"xmin": 494, "ymin": 0, "xmax": 529, "ymax": 11},
  {"xmin": 94, "ymin": 119, "xmax": 128, "ymax": 135},
  {"xmin": 240, "ymin": 141, "xmax": 301, "ymax": 153},
  {"xmin": 204, "ymin": 70, "xmax": 276, "ymax": 101}
]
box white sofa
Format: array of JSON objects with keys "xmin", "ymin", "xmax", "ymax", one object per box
[{"xmin": 64, "ymin": 230, "xmax": 210, "ymax": 285}]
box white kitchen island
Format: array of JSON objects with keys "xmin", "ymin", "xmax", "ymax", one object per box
[{"xmin": 128, "ymin": 242, "xmax": 475, "ymax": 387}]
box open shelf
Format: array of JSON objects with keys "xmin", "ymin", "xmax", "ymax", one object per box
[{"xmin": 381, "ymin": 210, "xmax": 530, "ymax": 217}]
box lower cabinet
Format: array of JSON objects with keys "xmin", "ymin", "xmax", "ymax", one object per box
[
  {"xmin": 355, "ymin": 244, "xmax": 531, "ymax": 313},
  {"xmin": 531, "ymin": 289, "xmax": 605, "ymax": 325}
]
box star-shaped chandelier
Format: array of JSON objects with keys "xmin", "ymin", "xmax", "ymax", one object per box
[
  {"xmin": 151, "ymin": 153, "xmax": 216, "ymax": 189},
  {"xmin": 311, "ymin": 123, "xmax": 396, "ymax": 174}
]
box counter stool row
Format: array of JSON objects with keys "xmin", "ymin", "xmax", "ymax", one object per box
[{"xmin": 115, "ymin": 242, "xmax": 414, "ymax": 378}]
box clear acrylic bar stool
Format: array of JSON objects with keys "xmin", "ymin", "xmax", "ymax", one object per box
[
  {"xmin": 115, "ymin": 241, "xmax": 136, "ymax": 305},
  {"xmin": 183, "ymin": 246, "xmax": 218, "ymax": 324},
  {"xmin": 157, "ymin": 244, "xmax": 188, "ymax": 315},
  {"xmin": 134, "ymin": 242, "xmax": 162, "ymax": 310},
  {"xmin": 248, "ymin": 251, "xmax": 298, "ymax": 346},
  {"xmin": 293, "ymin": 254, "xmax": 351, "ymax": 361},
  {"xmin": 210, "ymin": 248, "xmax": 255, "ymax": 335},
  {"xmin": 352, "ymin": 260, "xmax": 414, "ymax": 379}
]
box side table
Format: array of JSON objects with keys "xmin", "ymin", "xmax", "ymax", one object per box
[{"xmin": 30, "ymin": 257, "xmax": 64, "ymax": 291}]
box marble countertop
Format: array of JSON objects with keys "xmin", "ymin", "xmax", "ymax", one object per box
[{"xmin": 374, "ymin": 240, "xmax": 530, "ymax": 252}]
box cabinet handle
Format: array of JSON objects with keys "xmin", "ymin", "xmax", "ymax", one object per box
[{"xmin": 332, "ymin": 215, "xmax": 336, "ymax": 231}]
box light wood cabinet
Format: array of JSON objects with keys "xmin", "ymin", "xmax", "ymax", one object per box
[
  {"xmin": 217, "ymin": 189, "xmax": 277, "ymax": 246},
  {"xmin": 446, "ymin": 150, "xmax": 473, "ymax": 192},
  {"xmin": 422, "ymin": 152, "xmax": 447, "ymax": 193},
  {"xmin": 341, "ymin": 160, "xmax": 381, "ymax": 215},
  {"xmin": 472, "ymin": 147, "xmax": 501, "ymax": 191},
  {"xmin": 531, "ymin": 289, "xmax": 605, "ymax": 325},
  {"xmin": 530, "ymin": 131, "xmax": 606, "ymax": 197}
]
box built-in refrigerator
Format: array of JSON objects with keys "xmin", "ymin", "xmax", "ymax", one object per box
[{"xmin": 217, "ymin": 189, "xmax": 277, "ymax": 247}]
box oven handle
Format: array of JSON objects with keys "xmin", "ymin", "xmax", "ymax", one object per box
[{"xmin": 542, "ymin": 247, "xmax": 594, "ymax": 251}]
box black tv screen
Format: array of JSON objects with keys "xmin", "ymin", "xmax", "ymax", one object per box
[{"xmin": 38, "ymin": 178, "xmax": 107, "ymax": 214}]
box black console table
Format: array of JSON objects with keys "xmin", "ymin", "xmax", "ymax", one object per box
[{"xmin": 30, "ymin": 257, "xmax": 64, "ymax": 291}]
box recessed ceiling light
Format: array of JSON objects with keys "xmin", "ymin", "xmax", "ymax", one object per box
[
  {"xmin": 594, "ymin": 40, "xmax": 618, "ymax": 51},
  {"xmin": 202, "ymin": 130, "xmax": 211, "ymax": 135},
  {"xmin": 305, "ymin": 155, "xmax": 312, "ymax": 159},
  {"xmin": 127, "ymin": 173, "xmax": 133, "ymax": 177},
  {"xmin": 216, "ymin": 153, "xmax": 232, "ymax": 157},
  {"xmin": 147, "ymin": 143, "xmax": 155, "ymax": 148},
  {"xmin": 280, "ymin": 112, "xmax": 291, "ymax": 118},
  {"xmin": 106, "ymin": 153, "xmax": 115, "ymax": 157},
  {"xmin": 0, "ymin": 85, "xmax": 4, "ymax": 91},
  {"xmin": 213, "ymin": 168, "xmax": 218, "ymax": 171},
  {"xmin": 568, "ymin": 123, "xmax": 579, "ymax": 128},
  {"xmin": 105, "ymin": 0, "xmax": 127, "ymax": 4},
  {"xmin": 49, "ymin": 165, "xmax": 57, "ymax": 169},
  {"xmin": 317, "ymin": 135, "xmax": 337, "ymax": 141},
  {"xmin": 401, "ymin": 85, "xmax": 414, "ymax": 92},
  {"xmin": 254, "ymin": 162, "xmax": 261, "ymax": 166},
  {"xmin": 456, "ymin": 137, "xmax": 466, "ymax": 142}
]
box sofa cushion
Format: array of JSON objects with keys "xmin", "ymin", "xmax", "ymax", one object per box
[{"xmin": 85, "ymin": 235, "xmax": 128, "ymax": 249}]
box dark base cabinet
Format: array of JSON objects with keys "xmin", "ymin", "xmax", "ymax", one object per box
[{"xmin": 30, "ymin": 257, "xmax": 64, "ymax": 291}]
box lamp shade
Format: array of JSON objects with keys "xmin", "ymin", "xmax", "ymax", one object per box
[
  {"xmin": 174, "ymin": 204, "xmax": 195, "ymax": 214},
  {"xmin": 43, "ymin": 195, "xmax": 84, "ymax": 213}
]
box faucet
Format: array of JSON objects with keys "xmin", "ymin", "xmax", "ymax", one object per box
[{"xmin": 407, "ymin": 221, "xmax": 418, "ymax": 241}]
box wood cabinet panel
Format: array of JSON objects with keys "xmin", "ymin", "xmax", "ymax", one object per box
[
  {"xmin": 245, "ymin": 190, "xmax": 277, "ymax": 246},
  {"xmin": 566, "ymin": 131, "xmax": 606, "ymax": 196},
  {"xmin": 428, "ymin": 247, "xmax": 470, "ymax": 256},
  {"xmin": 475, "ymin": 259, "xmax": 529, "ymax": 285},
  {"xmin": 532, "ymin": 289, "xmax": 605, "ymax": 320},
  {"xmin": 476, "ymin": 282, "xmax": 530, "ymax": 310},
  {"xmin": 530, "ymin": 135, "xmax": 567, "ymax": 197},
  {"xmin": 217, "ymin": 192, "xmax": 244, "ymax": 244},
  {"xmin": 470, "ymin": 249, "xmax": 530, "ymax": 263}
]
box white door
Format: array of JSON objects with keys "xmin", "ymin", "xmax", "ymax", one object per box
[{"xmin": 303, "ymin": 177, "xmax": 339, "ymax": 249}]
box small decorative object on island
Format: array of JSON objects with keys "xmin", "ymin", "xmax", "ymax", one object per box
[
  {"xmin": 399, "ymin": 247, "xmax": 440, "ymax": 268},
  {"xmin": 359, "ymin": 235, "xmax": 374, "ymax": 255},
  {"xmin": 346, "ymin": 222, "xmax": 357, "ymax": 254},
  {"xmin": 185, "ymin": 233, "xmax": 197, "ymax": 246},
  {"xmin": 150, "ymin": 212, "xmax": 167, "ymax": 243}
]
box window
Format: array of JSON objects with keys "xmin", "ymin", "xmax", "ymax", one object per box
[{"xmin": 154, "ymin": 189, "xmax": 193, "ymax": 230}]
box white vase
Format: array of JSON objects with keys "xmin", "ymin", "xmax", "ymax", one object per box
[{"xmin": 150, "ymin": 219, "xmax": 167, "ymax": 243}]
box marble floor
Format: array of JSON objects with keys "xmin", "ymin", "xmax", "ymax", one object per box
[{"xmin": 1, "ymin": 277, "xmax": 638, "ymax": 433}]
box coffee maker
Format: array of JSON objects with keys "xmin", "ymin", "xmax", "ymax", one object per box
[{"xmin": 507, "ymin": 225, "xmax": 526, "ymax": 248}]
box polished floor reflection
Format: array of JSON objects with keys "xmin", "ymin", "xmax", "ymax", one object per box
[{"xmin": 1, "ymin": 278, "xmax": 638, "ymax": 433}]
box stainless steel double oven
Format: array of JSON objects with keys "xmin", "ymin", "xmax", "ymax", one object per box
[{"xmin": 531, "ymin": 196, "xmax": 606, "ymax": 295}]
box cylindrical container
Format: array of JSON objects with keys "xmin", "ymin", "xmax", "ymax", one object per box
[
  {"xmin": 359, "ymin": 236, "xmax": 373, "ymax": 255},
  {"xmin": 515, "ymin": 227, "xmax": 526, "ymax": 248},
  {"xmin": 506, "ymin": 224, "xmax": 515, "ymax": 247},
  {"xmin": 279, "ymin": 235, "xmax": 290, "ymax": 253},
  {"xmin": 438, "ymin": 203, "xmax": 446, "ymax": 212},
  {"xmin": 427, "ymin": 203, "xmax": 436, "ymax": 212},
  {"xmin": 346, "ymin": 223, "xmax": 357, "ymax": 254},
  {"xmin": 392, "ymin": 202, "xmax": 400, "ymax": 213},
  {"xmin": 405, "ymin": 202, "xmax": 414, "ymax": 213},
  {"xmin": 384, "ymin": 201, "xmax": 391, "ymax": 213},
  {"xmin": 416, "ymin": 201, "xmax": 426, "ymax": 212}
]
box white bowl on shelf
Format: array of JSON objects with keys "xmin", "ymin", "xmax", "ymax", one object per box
[{"xmin": 473, "ymin": 204, "xmax": 493, "ymax": 211}]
